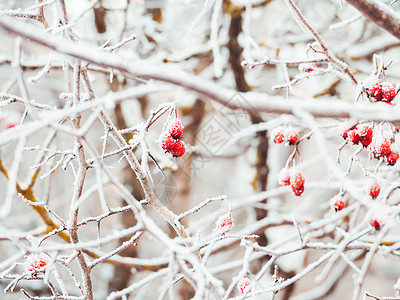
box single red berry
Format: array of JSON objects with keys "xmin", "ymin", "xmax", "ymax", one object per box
[
  {"xmin": 278, "ymin": 168, "xmax": 291, "ymax": 186},
  {"xmin": 367, "ymin": 180, "xmax": 380, "ymax": 198},
  {"xmin": 39, "ymin": 257, "xmax": 47, "ymax": 267},
  {"xmin": 290, "ymin": 172, "xmax": 305, "ymax": 196},
  {"xmin": 369, "ymin": 218, "xmax": 382, "ymax": 230},
  {"xmin": 160, "ymin": 134, "xmax": 176, "ymax": 151},
  {"xmin": 368, "ymin": 82, "xmax": 383, "ymax": 101},
  {"xmin": 371, "ymin": 136, "xmax": 391, "ymax": 157},
  {"xmin": 291, "ymin": 172, "xmax": 305, "ymax": 189},
  {"xmin": 292, "ymin": 185, "xmax": 304, "ymax": 196},
  {"xmin": 5, "ymin": 122, "xmax": 17, "ymax": 129},
  {"xmin": 171, "ymin": 139, "xmax": 185, "ymax": 157},
  {"xmin": 360, "ymin": 134, "xmax": 373, "ymax": 147},
  {"xmin": 347, "ymin": 129, "xmax": 361, "ymax": 144},
  {"xmin": 341, "ymin": 121, "xmax": 359, "ymax": 140},
  {"xmin": 381, "ymin": 81, "xmax": 396, "ymax": 101},
  {"xmin": 237, "ymin": 277, "xmax": 251, "ymax": 294},
  {"xmin": 298, "ymin": 63, "xmax": 315, "ymax": 73},
  {"xmin": 331, "ymin": 196, "xmax": 345, "ymax": 212},
  {"xmin": 216, "ymin": 213, "xmax": 233, "ymax": 233},
  {"xmin": 357, "ymin": 124, "xmax": 373, "ymax": 147},
  {"xmin": 271, "ymin": 127, "xmax": 285, "ymax": 144},
  {"xmin": 285, "ymin": 127, "xmax": 299, "ymax": 145},
  {"xmin": 387, "ymin": 151, "xmax": 399, "ymax": 165},
  {"xmin": 341, "ymin": 129, "xmax": 349, "ymax": 140},
  {"xmin": 168, "ymin": 118, "xmax": 183, "ymax": 139}
]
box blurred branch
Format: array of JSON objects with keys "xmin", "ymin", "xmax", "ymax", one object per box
[
  {"xmin": 284, "ymin": 0, "xmax": 357, "ymax": 84},
  {"xmin": 67, "ymin": 61, "xmax": 94, "ymax": 300},
  {"xmin": 1, "ymin": 18, "xmax": 400, "ymax": 124},
  {"xmin": 0, "ymin": 159, "xmax": 71, "ymax": 243},
  {"xmin": 346, "ymin": 0, "xmax": 400, "ymax": 40}
]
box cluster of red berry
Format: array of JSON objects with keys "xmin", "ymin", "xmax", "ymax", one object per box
[
  {"xmin": 24, "ymin": 254, "xmax": 48, "ymax": 273},
  {"xmin": 342, "ymin": 123, "xmax": 373, "ymax": 147},
  {"xmin": 342, "ymin": 123, "xmax": 399, "ymax": 165},
  {"xmin": 160, "ymin": 118, "xmax": 185, "ymax": 157},
  {"xmin": 271, "ymin": 126, "xmax": 299, "ymax": 145},
  {"xmin": 364, "ymin": 76, "xmax": 397, "ymax": 103},
  {"xmin": 278, "ymin": 168, "xmax": 305, "ymax": 196}
]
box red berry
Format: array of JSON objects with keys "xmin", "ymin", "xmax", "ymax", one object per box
[
  {"xmin": 39, "ymin": 258, "xmax": 47, "ymax": 267},
  {"xmin": 331, "ymin": 196, "xmax": 345, "ymax": 212},
  {"xmin": 298, "ymin": 63, "xmax": 315, "ymax": 73},
  {"xmin": 160, "ymin": 134, "xmax": 176, "ymax": 151},
  {"xmin": 369, "ymin": 218, "xmax": 382, "ymax": 230},
  {"xmin": 292, "ymin": 185, "xmax": 304, "ymax": 196},
  {"xmin": 278, "ymin": 168, "xmax": 291, "ymax": 186},
  {"xmin": 271, "ymin": 127, "xmax": 285, "ymax": 144},
  {"xmin": 24, "ymin": 254, "xmax": 48, "ymax": 273},
  {"xmin": 371, "ymin": 136, "xmax": 391, "ymax": 157},
  {"xmin": 237, "ymin": 277, "xmax": 251, "ymax": 294},
  {"xmin": 290, "ymin": 172, "xmax": 305, "ymax": 196},
  {"xmin": 171, "ymin": 139, "xmax": 185, "ymax": 157},
  {"xmin": 381, "ymin": 81, "xmax": 396, "ymax": 101},
  {"xmin": 291, "ymin": 172, "xmax": 305, "ymax": 188},
  {"xmin": 387, "ymin": 151, "xmax": 399, "ymax": 165},
  {"xmin": 367, "ymin": 180, "xmax": 380, "ymax": 198},
  {"xmin": 168, "ymin": 118, "xmax": 183, "ymax": 139},
  {"xmin": 357, "ymin": 124, "xmax": 373, "ymax": 147},
  {"xmin": 285, "ymin": 127, "xmax": 299, "ymax": 145},
  {"xmin": 5, "ymin": 122, "xmax": 17, "ymax": 129},
  {"xmin": 216, "ymin": 214, "xmax": 233, "ymax": 233},
  {"xmin": 368, "ymin": 82, "xmax": 383, "ymax": 101},
  {"xmin": 360, "ymin": 134, "xmax": 373, "ymax": 147},
  {"xmin": 341, "ymin": 121, "xmax": 359, "ymax": 140},
  {"xmin": 347, "ymin": 129, "xmax": 361, "ymax": 144},
  {"xmin": 341, "ymin": 129, "xmax": 349, "ymax": 140}
]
